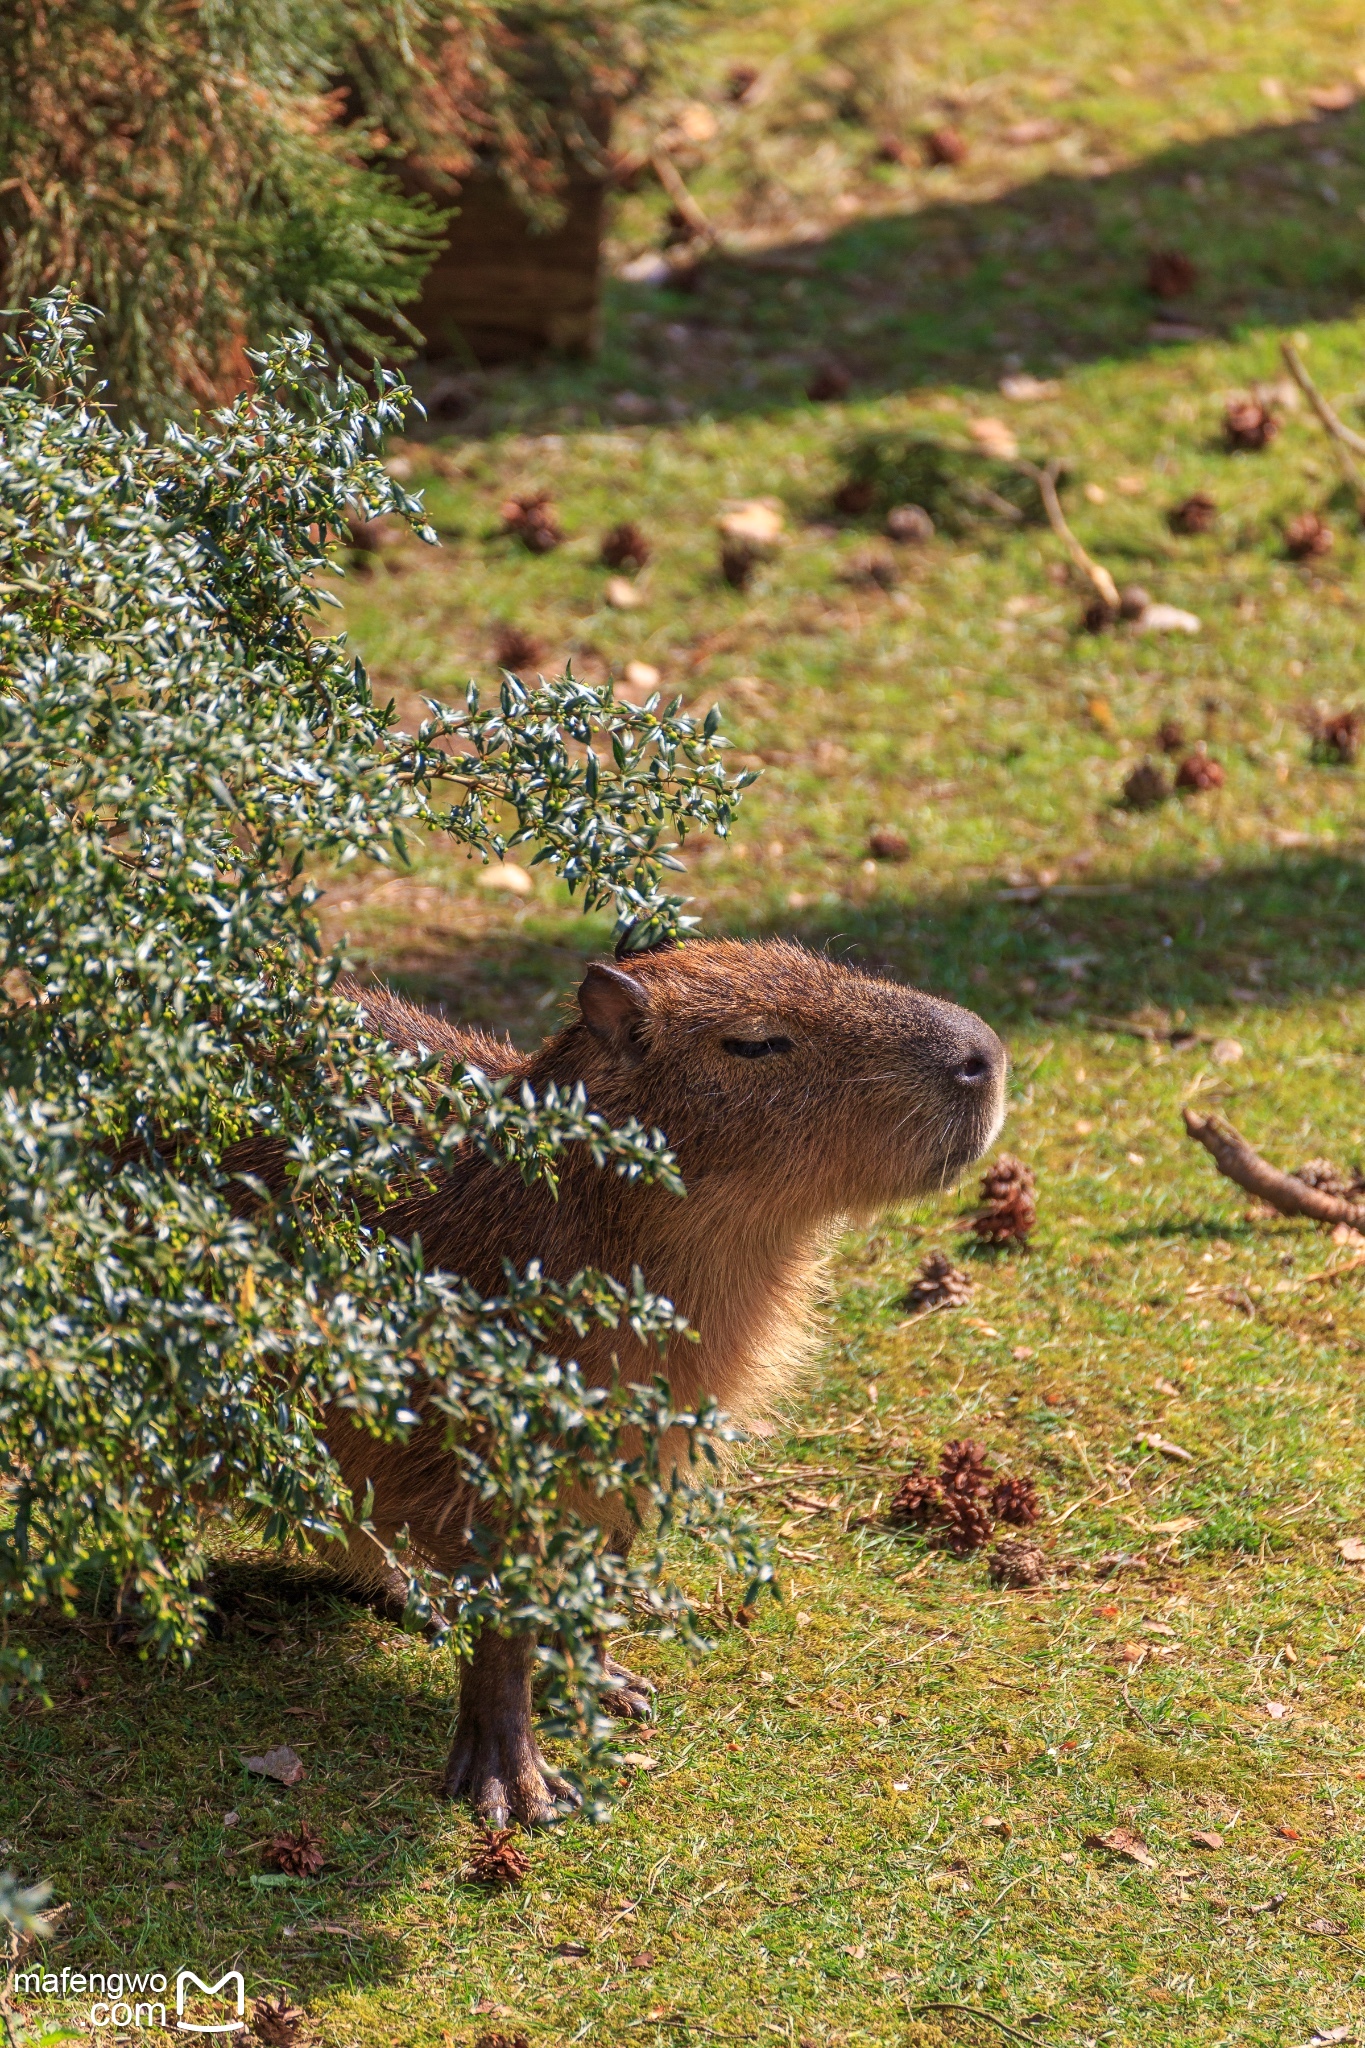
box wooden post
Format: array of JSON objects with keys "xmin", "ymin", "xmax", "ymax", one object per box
[{"xmin": 399, "ymin": 129, "xmax": 610, "ymax": 366}]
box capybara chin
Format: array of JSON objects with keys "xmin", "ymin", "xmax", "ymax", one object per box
[{"xmin": 326, "ymin": 937, "xmax": 1007, "ymax": 1824}]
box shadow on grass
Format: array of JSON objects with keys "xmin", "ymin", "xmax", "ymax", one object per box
[
  {"xmin": 424, "ymin": 105, "xmax": 1365, "ymax": 433},
  {"xmin": 3, "ymin": 1556, "xmax": 465, "ymax": 2009},
  {"xmin": 371, "ymin": 848, "xmax": 1365, "ymax": 1038}
]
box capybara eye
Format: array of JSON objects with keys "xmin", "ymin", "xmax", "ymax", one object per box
[{"xmin": 721, "ymin": 1035, "xmax": 794, "ymax": 1059}]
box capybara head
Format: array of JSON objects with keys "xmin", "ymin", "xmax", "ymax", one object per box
[{"xmin": 555, "ymin": 937, "xmax": 1005, "ymax": 1219}]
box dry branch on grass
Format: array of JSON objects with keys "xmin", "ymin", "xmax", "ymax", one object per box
[
  {"xmin": 1017, "ymin": 459, "xmax": 1120, "ymax": 613},
  {"xmin": 1182, "ymin": 1109, "xmax": 1365, "ymax": 1228},
  {"xmin": 1280, "ymin": 339, "xmax": 1365, "ymax": 506},
  {"xmin": 649, "ymin": 146, "xmax": 715, "ymax": 244}
]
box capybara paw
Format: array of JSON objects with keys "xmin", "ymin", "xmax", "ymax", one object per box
[
  {"xmin": 438, "ymin": 1735, "xmax": 580, "ymax": 1828},
  {"xmin": 602, "ymin": 1653, "xmax": 656, "ymax": 1721}
]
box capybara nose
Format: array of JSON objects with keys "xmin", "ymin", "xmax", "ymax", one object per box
[{"xmin": 949, "ymin": 1018, "xmax": 1006, "ymax": 1092}]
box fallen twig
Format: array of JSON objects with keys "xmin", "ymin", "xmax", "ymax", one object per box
[
  {"xmin": 912, "ymin": 2002, "xmax": 1051, "ymax": 2046},
  {"xmin": 1091, "ymin": 1015, "xmax": 1210, "ymax": 1047},
  {"xmin": 1280, "ymin": 340, "xmax": 1365, "ymax": 502},
  {"xmin": 1018, "ymin": 458, "xmax": 1120, "ymax": 611},
  {"xmin": 961, "ymin": 479, "xmax": 1025, "ymax": 522},
  {"xmin": 1294, "ymin": 1251, "xmax": 1365, "ymax": 1287},
  {"xmin": 650, "ymin": 147, "xmax": 716, "ymax": 245},
  {"xmin": 1182, "ymin": 1108, "xmax": 1365, "ymax": 1227}
]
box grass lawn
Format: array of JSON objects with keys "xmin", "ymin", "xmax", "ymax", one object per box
[{"xmin": 8, "ymin": 4, "xmax": 1365, "ymax": 2043}]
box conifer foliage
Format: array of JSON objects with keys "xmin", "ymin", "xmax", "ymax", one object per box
[
  {"xmin": 0, "ymin": 0, "xmax": 450, "ymax": 423},
  {"xmin": 0, "ymin": 0, "xmax": 687, "ymax": 423}
]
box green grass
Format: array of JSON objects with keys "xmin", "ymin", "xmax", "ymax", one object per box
[{"xmin": 9, "ymin": 4, "xmax": 1365, "ymax": 2043}]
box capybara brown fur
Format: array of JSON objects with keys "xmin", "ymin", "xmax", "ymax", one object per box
[{"xmin": 309, "ymin": 936, "xmax": 1005, "ymax": 1825}]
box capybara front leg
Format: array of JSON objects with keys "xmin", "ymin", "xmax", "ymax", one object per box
[
  {"xmin": 600, "ymin": 1652, "xmax": 656, "ymax": 1720},
  {"xmin": 438, "ymin": 1629, "xmax": 580, "ymax": 1828}
]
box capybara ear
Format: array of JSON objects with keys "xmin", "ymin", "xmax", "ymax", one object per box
[{"xmin": 578, "ymin": 962, "xmax": 650, "ymax": 1065}]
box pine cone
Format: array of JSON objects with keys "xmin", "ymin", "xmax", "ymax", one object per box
[
  {"xmin": 1145, "ymin": 250, "xmax": 1198, "ymax": 300},
  {"xmin": 501, "ymin": 491, "xmax": 562, "ymax": 553},
  {"xmin": 904, "ymin": 1250, "xmax": 973, "ymax": 1312},
  {"xmin": 1224, "ymin": 399, "xmax": 1278, "ymax": 451},
  {"xmin": 833, "ymin": 477, "xmax": 876, "ymax": 517},
  {"xmin": 885, "ymin": 504, "xmax": 935, "ymax": 543},
  {"xmin": 465, "ymin": 1825, "xmax": 530, "ymax": 1887},
  {"xmin": 1155, "ymin": 717, "xmax": 1186, "ymax": 755},
  {"xmin": 1311, "ymin": 708, "xmax": 1364, "ymax": 764},
  {"xmin": 1293, "ymin": 1157, "xmax": 1365, "ymax": 1198},
  {"xmin": 252, "ymin": 1995, "xmax": 308, "ymax": 2047},
  {"xmin": 925, "ymin": 125, "xmax": 968, "ymax": 166},
  {"xmin": 1174, "ymin": 749, "xmax": 1225, "ymax": 792},
  {"xmin": 720, "ymin": 539, "xmax": 758, "ymax": 589},
  {"xmin": 492, "ymin": 623, "xmax": 543, "ymax": 672},
  {"xmin": 988, "ymin": 1538, "xmax": 1048, "ymax": 1588},
  {"xmin": 600, "ymin": 521, "xmax": 652, "ymax": 571},
  {"xmin": 1169, "ymin": 491, "xmax": 1217, "ymax": 535},
  {"xmin": 939, "ymin": 1438, "xmax": 993, "ymax": 1492},
  {"xmin": 989, "ymin": 1474, "xmax": 1042, "ymax": 1527},
  {"xmin": 807, "ymin": 362, "xmax": 852, "ymax": 403},
  {"xmin": 891, "ymin": 1439, "xmax": 1014, "ymax": 1553},
  {"xmin": 1285, "ymin": 510, "xmax": 1334, "ymax": 560},
  {"xmin": 1082, "ymin": 597, "xmax": 1119, "ymax": 633},
  {"xmin": 974, "ymin": 1156, "xmax": 1037, "ymax": 1244},
  {"xmin": 1122, "ymin": 760, "xmax": 1169, "ymax": 809},
  {"xmin": 868, "ymin": 827, "xmax": 910, "ymax": 861},
  {"xmin": 265, "ymin": 1821, "xmax": 325, "ymax": 1879},
  {"xmin": 847, "ymin": 548, "xmax": 901, "ymax": 591},
  {"xmin": 978, "ymin": 1150, "xmax": 1035, "ymax": 1199},
  {"xmin": 937, "ymin": 1486, "xmax": 996, "ymax": 1554},
  {"xmin": 889, "ymin": 1467, "xmax": 945, "ymax": 1529}
]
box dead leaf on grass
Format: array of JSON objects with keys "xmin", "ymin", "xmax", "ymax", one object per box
[
  {"xmin": 1137, "ymin": 1431, "xmax": 1193, "ymax": 1462},
  {"xmin": 967, "ymin": 417, "xmax": 1019, "ymax": 461},
  {"xmin": 1189, "ymin": 1830, "xmax": 1223, "ymax": 1851},
  {"xmin": 999, "ymin": 374, "xmax": 1061, "ymax": 402},
  {"xmin": 252, "ymin": 1994, "xmax": 309, "ymax": 2047},
  {"xmin": 1087, "ymin": 1826, "xmax": 1156, "ymax": 1868},
  {"xmin": 242, "ymin": 1744, "xmax": 305, "ymax": 1786},
  {"xmin": 1336, "ymin": 1537, "xmax": 1365, "ymax": 1563},
  {"xmin": 717, "ymin": 500, "xmax": 784, "ymax": 548},
  {"xmin": 1264, "ymin": 1700, "xmax": 1292, "ymax": 1719}
]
